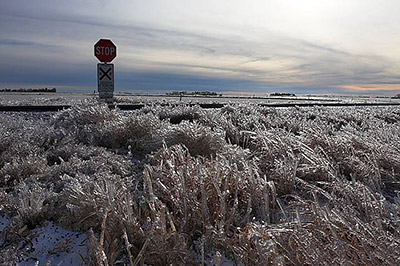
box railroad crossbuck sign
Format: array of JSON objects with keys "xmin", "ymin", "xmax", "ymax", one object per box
[
  {"xmin": 94, "ymin": 39, "xmax": 117, "ymax": 103},
  {"xmin": 97, "ymin": 63, "xmax": 114, "ymax": 103}
]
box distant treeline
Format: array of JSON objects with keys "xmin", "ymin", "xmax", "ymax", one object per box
[
  {"xmin": 167, "ymin": 91, "xmax": 222, "ymax": 96},
  {"xmin": 270, "ymin": 92, "xmax": 296, "ymax": 97},
  {"xmin": 0, "ymin": 88, "xmax": 57, "ymax": 93}
]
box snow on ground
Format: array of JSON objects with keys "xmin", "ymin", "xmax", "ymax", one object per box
[
  {"xmin": 17, "ymin": 222, "xmax": 88, "ymax": 266},
  {"xmin": 195, "ymin": 250, "xmax": 235, "ymax": 266},
  {"xmin": 0, "ymin": 214, "xmax": 10, "ymax": 232}
]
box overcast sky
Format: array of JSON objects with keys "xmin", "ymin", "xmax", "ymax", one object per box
[{"xmin": 1, "ymin": 0, "xmax": 400, "ymax": 94}]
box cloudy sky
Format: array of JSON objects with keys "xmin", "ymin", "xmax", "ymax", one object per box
[{"xmin": 1, "ymin": 0, "xmax": 400, "ymax": 94}]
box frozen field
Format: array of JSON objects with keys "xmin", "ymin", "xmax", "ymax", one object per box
[
  {"xmin": 1, "ymin": 91, "xmax": 399, "ymax": 106},
  {"xmin": 0, "ymin": 99, "xmax": 400, "ymax": 265}
]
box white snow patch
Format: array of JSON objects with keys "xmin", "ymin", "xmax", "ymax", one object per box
[
  {"xmin": 0, "ymin": 214, "xmax": 10, "ymax": 232},
  {"xmin": 195, "ymin": 250, "xmax": 234, "ymax": 266},
  {"xmin": 18, "ymin": 221, "xmax": 88, "ymax": 266}
]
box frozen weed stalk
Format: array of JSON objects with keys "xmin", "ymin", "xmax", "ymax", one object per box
[{"xmin": 0, "ymin": 103, "xmax": 399, "ymax": 265}]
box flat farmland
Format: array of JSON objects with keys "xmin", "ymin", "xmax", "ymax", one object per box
[{"xmin": 1, "ymin": 91, "xmax": 399, "ymax": 106}]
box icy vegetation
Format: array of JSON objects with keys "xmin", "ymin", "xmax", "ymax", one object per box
[{"xmin": 1, "ymin": 101, "xmax": 400, "ymax": 265}]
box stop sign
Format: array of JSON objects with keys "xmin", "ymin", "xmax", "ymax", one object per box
[{"xmin": 94, "ymin": 39, "xmax": 117, "ymax": 63}]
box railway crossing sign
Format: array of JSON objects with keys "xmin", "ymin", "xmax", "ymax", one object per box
[
  {"xmin": 95, "ymin": 39, "xmax": 117, "ymax": 103},
  {"xmin": 97, "ymin": 63, "xmax": 114, "ymax": 103}
]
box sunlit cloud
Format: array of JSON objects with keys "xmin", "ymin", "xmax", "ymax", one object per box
[{"xmin": 338, "ymin": 84, "xmax": 400, "ymax": 94}]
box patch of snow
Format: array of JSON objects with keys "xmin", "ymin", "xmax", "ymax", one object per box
[
  {"xmin": 0, "ymin": 214, "xmax": 10, "ymax": 232},
  {"xmin": 194, "ymin": 250, "xmax": 234, "ymax": 266},
  {"xmin": 18, "ymin": 221, "xmax": 88, "ymax": 266}
]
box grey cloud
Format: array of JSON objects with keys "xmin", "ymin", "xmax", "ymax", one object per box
[
  {"xmin": 0, "ymin": 38, "xmax": 51, "ymax": 47},
  {"xmin": 274, "ymin": 40, "xmax": 396, "ymax": 86},
  {"xmin": 2, "ymin": 8, "xmax": 400, "ymax": 93}
]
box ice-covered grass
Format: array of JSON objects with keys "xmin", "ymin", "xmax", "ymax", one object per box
[
  {"xmin": 0, "ymin": 102, "xmax": 399, "ymax": 265},
  {"xmin": 0, "ymin": 94, "xmax": 98, "ymax": 106}
]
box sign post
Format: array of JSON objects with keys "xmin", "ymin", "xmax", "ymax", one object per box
[{"xmin": 94, "ymin": 39, "xmax": 117, "ymax": 103}]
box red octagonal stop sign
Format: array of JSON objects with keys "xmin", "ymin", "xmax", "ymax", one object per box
[{"xmin": 94, "ymin": 39, "xmax": 117, "ymax": 63}]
